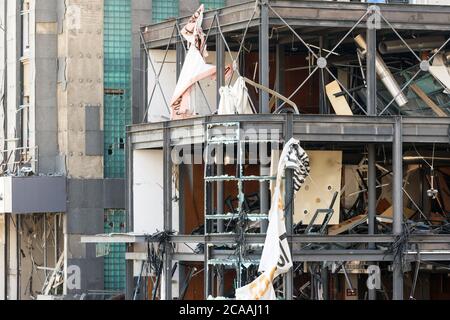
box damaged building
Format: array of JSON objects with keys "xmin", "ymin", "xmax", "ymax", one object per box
[
  {"xmin": 84, "ymin": 0, "xmax": 450, "ymax": 301},
  {"xmin": 2, "ymin": 0, "xmax": 450, "ymax": 301}
]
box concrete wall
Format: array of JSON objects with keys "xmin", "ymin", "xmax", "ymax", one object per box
[
  {"xmin": 33, "ymin": 0, "xmax": 59, "ymax": 174},
  {"xmin": 5, "ymin": 1, "xmax": 20, "ymax": 170},
  {"xmin": 53, "ymin": 0, "xmax": 106, "ymax": 295},
  {"xmin": 57, "ymin": 0, "xmax": 104, "ymax": 179}
]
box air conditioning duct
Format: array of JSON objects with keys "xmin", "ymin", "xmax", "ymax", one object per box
[
  {"xmin": 355, "ymin": 34, "xmax": 408, "ymax": 107},
  {"xmin": 378, "ymin": 36, "xmax": 445, "ymax": 54}
]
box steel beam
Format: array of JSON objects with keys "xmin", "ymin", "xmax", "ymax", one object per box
[
  {"xmin": 82, "ymin": 233, "xmax": 450, "ymax": 245},
  {"xmin": 268, "ymin": 1, "xmax": 450, "ymax": 31},
  {"xmin": 143, "ymin": 249, "xmax": 450, "ymax": 263},
  {"xmin": 142, "ymin": 1, "xmax": 450, "ymax": 48},
  {"xmin": 129, "ymin": 115, "xmax": 450, "ymax": 149}
]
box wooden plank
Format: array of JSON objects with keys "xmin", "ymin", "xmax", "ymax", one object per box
[
  {"xmin": 325, "ymin": 80, "xmax": 353, "ymax": 116},
  {"xmin": 43, "ymin": 251, "xmax": 65, "ymax": 295},
  {"xmin": 294, "ymin": 151, "xmax": 343, "ymax": 225},
  {"xmin": 376, "ymin": 206, "xmax": 416, "ymax": 224},
  {"xmin": 328, "ymin": 214, "xmax": 367, "ymax": 235},
  {"xmin": 410, "ymin": 83, "xmax": 447, "ymax": 117}
]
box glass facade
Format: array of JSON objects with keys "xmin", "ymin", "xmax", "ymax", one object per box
[
  {"xmin": 103, "ymin": 0, "xmax": 131, "ymax": 291},
  {"xmin": 152, "ymin": 0, "xmax": 179, "ymax": 22}
]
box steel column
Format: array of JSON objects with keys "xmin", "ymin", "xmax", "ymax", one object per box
[
  {"xmin": 366, "ymin": 23, "xmax": 377, "ymax": 116},
  {"xmin": 366, "ymin": 15, "xmax": 377, "ymax": 301},
  {"xmin": 318, "ymin": 36, "xmax": 327, "ymax": 115},
  {"xmin": 259, "ymin": 0, "xmax": 269, "ymax": 113},
  {"xmin": 368, "ymin": 144, "xmax": 376, "ymax": 241},
  {"xmin": 215, "ymin": 32, "xmax": 225, "ymax": 294},
  {"xmin": 367, "ymin": 143, "xmax": 377, "ymax": 300},
  {"xmin": 392, "ymin": 116, "xmax": 404, "ymax": 300},
  {"xmin": 163, "ymin": 124, "xmax": 173, "ymax": 300},
  {"xmin": 284, "ymin": 114, "xmax": 294, "ymax": 300},
  {"xmin": 259, "ymin": 1, "xmax": 270, "ymax": 232},
  {"xmin": 125, "ymin": 131, "xmax": 134, "ymax": 300},
  {"xmin": 140, "ymin": 31, "xmax": 148, "ymax": 123},
  {"xmin": 204, "ymin": 140, "xmax": 214, "ymax": 297}
]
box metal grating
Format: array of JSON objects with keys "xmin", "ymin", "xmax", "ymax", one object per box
[
  {"xmin": 103, "ymin": 209, "xmax": 127, "ymax": 291},
  {"xmin": 152, "ymin": 0, "xmax": 179, "ymax": 22},
  {"xmin": 104, "ymin": 0, "xmax": 132, "ymax": 179}
]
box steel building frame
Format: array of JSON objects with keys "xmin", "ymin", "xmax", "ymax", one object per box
[{"xmin": 124, "ymin": 0, "xmax": 450, "ymax": 300}]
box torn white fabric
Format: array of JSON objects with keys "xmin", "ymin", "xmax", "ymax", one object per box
[
  {"xmin": 217, "ymin": 76, "xmax": 254, "ymax": 115},
  {"xmin": 170, "ymin": 46, "xmax": 216, "ymax": 119},
  {"xmin": 180, "ymin": 4, "xmax": 208, "ymax": 57},
  {"xmin": 235, "ymin": 271, "xmax": 277, "ymax": 300},
  {"xmin": 170, "ymin": 5, "xmax": 214, "ymax": 119},
  {"xmin": 235, "ymin": 138, "xmax": 310, "ymax": 300}
]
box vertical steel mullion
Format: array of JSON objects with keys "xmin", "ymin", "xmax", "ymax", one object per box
[
  {"xmin": 392, "ymin": 116, "xmax": 404, "ymax": 300},
  {"xmin": 366, "ymin": 16, "xmax": 377, "ymax": 301},
  {"xmin": 284, "ymin": 113, "xmax": 294, "ymax": 300},
  {"xmin": 366, "ymin": 25, "xmax": 377, "ymax": 116},
  {"xmin": 126, "ymin": 131, "xmax": 134, "ymax": 299},
  {"xmin": 163, "ymin": 124, "xmax": 172, "ymax": 300},
  {"xmin": 318, "ymin": 36, "xmax": 326, "ymax": 115},
  {"xmin": 204, "ymin": 123, "xmax": 213, "ymax": 298},
  {"xmin": 141, "ymin": 32, "xmax": 148, "ymax": 123},
  {"xmin": 259, "ymin": 0, "xmax": 269, "ymax": 114},
  {"xmin": 259, "ymin": 1, "xmax": 270, "ymax": 235},
  {"xmin": 216, "ymin": 27, "xmax": 225, "ymax": 234}
]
